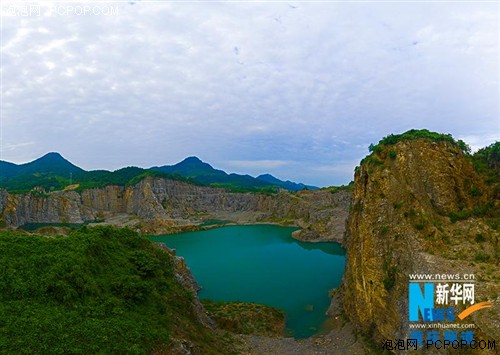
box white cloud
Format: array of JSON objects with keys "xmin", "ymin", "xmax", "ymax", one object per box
[
  {"xmin": 2, "ymin": 142, "xmax": 34, "ymax": 151},
  {"xmin": 0, "ymin": 1, "xmax": 498, "ymax": 186},
  {"xmin": 458, "ymin": 134, "xmax": 500, "ymax": 153}
]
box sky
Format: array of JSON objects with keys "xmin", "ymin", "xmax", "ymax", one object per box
[{"xmin": 1, "ymin": 1, "xmax": 499, "ymax": 186}]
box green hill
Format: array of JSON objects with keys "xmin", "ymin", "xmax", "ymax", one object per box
[
  {"xmin": 256, "ymin": 173, "xmax": 318, "ymax": 191},
  {"xmin": 0, "ymin": 156, "xmax": 187, "ymax": 193},
  {"xmin": 151, "ymin": 156, "xmax": 274, "ymax": 190},
  {"xmin": 0, "ymin": 227, "xmax": 231, "ymax": 353},
  {"xmin": 151, "ymin": 156, "xmax": 317, "ymax": 192},
  {"xmin": 0, "ymin": 154, "xmax": 316, "ymax": 193},
  {"xmin": 0, "ymin": 152, "xmax": 84, "ymax": 178}
]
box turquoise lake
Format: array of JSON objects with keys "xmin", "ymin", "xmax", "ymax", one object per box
[{"xmin": 150, "ymin": 224, "xmax": 346, "ymax": 338}]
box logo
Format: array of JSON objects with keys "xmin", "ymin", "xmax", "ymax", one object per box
[{"xmin": 407, "ymin": 273, "xmax": 493, "ymax": 348}]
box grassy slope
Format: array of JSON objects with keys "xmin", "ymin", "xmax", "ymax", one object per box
[
  {"xmin": 0, "ymin": 168, "xmax": 191, "ymax": 194},
  {"xmin": 0, "ymin": 227, "xmax": 228, "ymax": 354}
]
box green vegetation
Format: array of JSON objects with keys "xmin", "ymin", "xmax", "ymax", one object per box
[
  {"xmin": 414, "ymin": 222, "xmax": 425, "ymax": 231},
  {"xmin": 469, "ymin": 186, "xmax": 482, "ymax": 197},
  {"xmin": 471, "ymin": 142, "xmax": 500, "ymax": 188},
  {"xmin": 124, "ymin": 171, "xmax": 193, "ymax": 188},
  {"xmin": 201, "ymin": 300, "xmax": 285, "ymax": 337},
  {"xmin": 472, "ymin": 141, "xmax": 500, "ymax": 173},
  {"xmin": 475, "ymin": 233, "xmax": 486, "ymax": 243},
  {"xmin": 381, "ymin": 258, "xmax": 396, "ymax": 291},
  {"xmin": 379, "ymin": 226, "xmax": 389, "ymax": 235},
  {"xmin": 0, "ymin": 167, "xmax": 194, "ymax": 194},
  {"xmin": 382, "ymin": 260, "xmax": 398, "ymax": 291},
  {"xmin": 474, "ymin": 250, "xmax": 491, "ymax": 262},
  {"xmin": 361, "ymin": 155, "xmax": 384, "ymax": 167},
  {"xmin": 372, "ymin": 129, "xmax": 471, "ymax": 154},
  {"xmin": 448, "ymin": 201, "xmax": 498, "ymax": 222},
  {"xmin": 388, "ymin": 150, "xmax": 397, "ymax": 160},
  {"xmin": 0, "ymin": 173, "xmax": 69, "ymax": 193},
  {"xmin": 392, "ymin": 202, "xmax": 403, "ymax": 209},
  {"xmin": 0, "ymin": 227, "xmax": 227, "ymax": 354},
  {"xmin": 326, "ymin": 181, "xmax": 354, "ymax": 193},
  {"xmin": 360, "ymin": 129, "xmax": 473, "ymax": 170},
  {"xmin": 18, "ymin": 222, "xmax": 84, "ymax": 231},
  {"xmin": 368, "ymin": 143, "xmax": 383, "ymax": 154},
  {"xmin": 0, "ymin": 153, "xmax": 301, "ymax": 194},
  {"xmin": 149, "ymin": 156, "xmax": 321, "ymax": 193}
]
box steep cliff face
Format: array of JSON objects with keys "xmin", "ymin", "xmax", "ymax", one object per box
[
  {"xmin": 0, "ymin": 177, "xmax": 351, "ymax": 241},
  {"xmin": 342, "ymin": 139, "xmax": 498, "ymax": 344},
  {"xmin": 1, "ymin": 191, "xmax": 88, "ymax": 226}
]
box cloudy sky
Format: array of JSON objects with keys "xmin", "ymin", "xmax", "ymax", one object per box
[{"xmin": 1, "ymin": 1, "xmax": 499, "ymax": 186}]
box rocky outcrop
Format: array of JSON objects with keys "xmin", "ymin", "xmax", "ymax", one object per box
[
  {"xmin": 341, "ymin": 139, "xmax": 498, "ymax": 346},
  {"xmin": 0, "ymin": 191, "xmax": 87, "ymax": 226},
  {"xmin": 0, "ymin": 177, "xmax": 351, "ymax": 241},
  {"xmin": 154, "ymin": 242, "xmax": 214, "ymax": 329},
  {"xmin": 290, "ymin": 190, "xmax": 351, "ymax": 243}
]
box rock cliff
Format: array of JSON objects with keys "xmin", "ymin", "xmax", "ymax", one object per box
[
  {"xmin": 341, "ymin": 139, "xmax": 498, "ymax": 347},
  {"xmin": 0, "ymin": 177, "xmax": 351, "ymax": 242}
]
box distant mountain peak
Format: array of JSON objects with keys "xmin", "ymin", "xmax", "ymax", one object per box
[
  {"xmin": 257, "ymin": 173, "xmax": 318, "ymax": 191},
  {"xmin": 177, "ymin": 156, "xmax": 214, "ymax": 169},
  {"xmin": 257, "ymin": 173, "xmax": 281, "ymax": 183},
  {"xmin": 151, "ymin": 156, "xmax": 225, "ymax": 180},
  {"xmin": 23, "ymin": 152, "xmax": 85, "ymax": 175},
  {"xmin": 39, "ymin": 152, "xmax": 66, "ymax": 160},
  {"xmin": 0, "ymin": 152, "xmax": 317, "ymax": 193},
  {"xmin": 44, "ymin": 152, "xmax": 63, "ymax": 157},
  {"xmin": 34, "ymin": 152, "xmax": 74, "ymax": 165},
  {"xmin": 183, "ymin": 156, "xmax": 203, "ymax": 162}
]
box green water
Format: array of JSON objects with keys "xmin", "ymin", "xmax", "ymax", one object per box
[{"xmin": 150, "ymin": 224, "xmax": 346, "ymax": 339}]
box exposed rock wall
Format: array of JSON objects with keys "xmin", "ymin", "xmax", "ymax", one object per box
[
  {"xmin": 342, "ymin": 140, "xmax": 498, "ymax": 345},
  {"xmin": 153, "ymin": 242, "xmax": 214, "ymax": 329},
  {"xmin": 0, "ymin": 177, "xmax": 351, "ymax": 241},
  {"xmin": 0, "ymin": 191, "xmax": 88, "ymax": 226}
]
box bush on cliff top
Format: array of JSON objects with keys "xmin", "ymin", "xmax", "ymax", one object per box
[
  {"xmin": 0, "ymin": 226, "xmax": 224, "ymax": 354},
  {"xmin": 358, "ymin": 129, "xmax": 473, "ymax": 170},
  {"xmin": 369, "ymin": 129, "xmax": 471, "ymax": 155}
]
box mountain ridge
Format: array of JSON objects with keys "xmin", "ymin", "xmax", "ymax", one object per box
[
  {"xmin": 152, "ymin": 156, "xmax": 318, "ymax": 191},
  {"xmin": 257, "ymin": 173, "xmax": 318, "ymax": 191},
  {"xmin": 0, "ymin": 152, "xmax": 84, "ymax": 178},
  {"xmin": 0, "ymin": 153, "xmax": 318, "ymax": 193}
]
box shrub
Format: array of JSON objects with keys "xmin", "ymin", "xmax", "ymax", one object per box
[
  {"xmin": 368, "ymin": 129, "xmax": 472, "ymax": 156},
  {"xmin": 449, "ymin": 210, "xmax": 469, "ymax": 223},
  {"xmin": 383, "ymin": 265, "xmax": 398, "ymax": 291},
  {"xmin": 474, "ymin": 251, "xmax": 490, "ymax": 262},
  {"xmin": 0, "ymin": 227, "xmax": 225, "ymax": 353},
  {"xmin": 475, "ymin": 233, "xmax": 486, "ymax": 243},
  {"xmin": 379, "ymin": 226, "xmax": 389, "ymax": 235},
  {"xmin": 414, "ymin": 222, "xmax": 425, "ymax": 231},
  {"xmin": 469, "ymin": 186, "xmax": 482, "ymax": 197},
  {"xmin": 361, "ymin": 156, "xmax": 384, "ymax": 166},
  {"xmin": 393, "ymin": 202, "xmax": 403, "ymax": 209}
]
